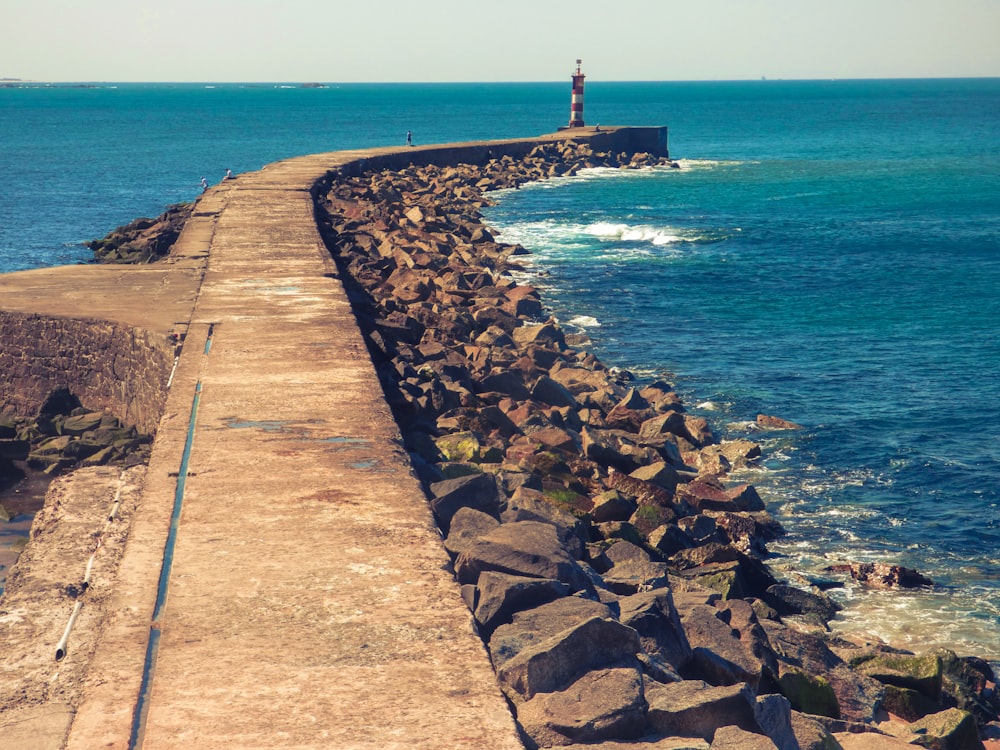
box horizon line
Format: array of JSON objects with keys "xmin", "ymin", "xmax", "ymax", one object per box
[{"xmin": 4, "ymin": 75, "xmax": 1000, "ymax": 86}]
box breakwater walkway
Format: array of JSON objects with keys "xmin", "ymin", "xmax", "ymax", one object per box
[{"xmin": 1, "ymin": 128, "xmax": 666, "ymax": 749}]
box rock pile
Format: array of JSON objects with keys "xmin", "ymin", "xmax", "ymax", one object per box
[
  {"xmin": 0, "ymin": 386, "xmax": 151, "ymax": 493},
  {"xmin": 87, "ymin": 202, "xmax": 192, "ymax": 263},
  {"xmin": 316, "ymin": 138, "xmax": 999, "ymax": 749}
]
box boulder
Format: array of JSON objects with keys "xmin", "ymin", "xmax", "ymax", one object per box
[
  {"xmin": 854, "ymin": 651, "xmax": 943, "ymax": 699},
  {"xmin": 516, "ymin": 666, "xmax": 647, "ymax": 747},
  {"xmin": 761, "ymin": 621, "xmax": 884, "ymax": 723},
  {"xmin": 788, "ymin": 711, "xmax": 843, "ymax": 750},
  {"xmin": 648, "ymin": 524, "xmax": 695, "ymax": 558},
  {"xmin": 765, "ymin": 584, "xmax": 841, "ymax": 623},
  {"xmin": 473, "ymin": 571, "xmax": 570, "ymax": 637},
  {"xmin": 756, "ymin": 414, "xmax": 803, "ymax": 430},
  {"xmin": 618, "ymin": 588, "xmax": 693, "ymax": 672},
  {"xmin": 455, "ymin": 521, "xmax": 593, "ymax": 592},
  {"xmin": 495, "ymin": 615, "xmax": 642, "ymax": 702},
  {"xmin": 531, "ymin": 376, "xmax": 580, "ymax": 409},
  {"xmin": 630, "ymin": 462, "xmax": 680, "ymax": 494},
  {"xmin": 752, "ymin": 694, "xmax": 797, "ymax": 750},
  {"xmin": 881, "ymin": 684, "xmax": 942, "ymax": 721},
  {"xmin": 710, "ymin": 725, "xmax": 778, "ymax": 750},
  {"xmin": 679, "ymin": 604, "xmax": 767, "ymax": 689},
  {"xmin": 602, "ymin": 541, "xmax": 671, "ymax": 595},
  {"xmin": 428, "ymin": 472, "xmax": 501, "ymax": 533},
  {"xmin": 646, "ymin": 680, "xmax": 761, "ymax": 740},
  {"xmin": 443, "ymin": 507, "xmax": 500, "ymax": 555},
  {"xmin": 827, "ymin": 562, "xmax": 933, "ymax": 589},
  {"xmin": 502, "ymin": 487, "xmax": 590, "ymax": 559},
  {"xmin": 591, "ymin": 490, "xmax": 638, "ymax": 524},
  {"xmin": 908, "ymin": 707, "xmax": 983, "ymax": 750}
]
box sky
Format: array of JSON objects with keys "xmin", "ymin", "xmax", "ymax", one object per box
[{"xmin": 3, "ymin": 0, "xmax": 1000, "ymax": 82}]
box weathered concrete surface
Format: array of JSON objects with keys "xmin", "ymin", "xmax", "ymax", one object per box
[{"xmin": 1, "ymin": 128, "xmax": 665, "ymax": 749}]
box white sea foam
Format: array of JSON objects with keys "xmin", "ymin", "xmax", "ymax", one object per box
[
  {"xmin": 584, "ymin": 221, "xmax": 705, "ymax": 247},
  {"xmin": 568, "ymin": 315, "xmax": 601, "ymax": 328}
]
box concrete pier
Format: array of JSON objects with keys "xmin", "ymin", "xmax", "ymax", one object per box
[{"xmin": 0, "ymin": 128, "xmax": 667, "ymax": 749}]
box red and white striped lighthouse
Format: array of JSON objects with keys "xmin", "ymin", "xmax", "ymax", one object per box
[{"xmin": 568, "ymin": 59, "xmax": 585, "ymax": 128}]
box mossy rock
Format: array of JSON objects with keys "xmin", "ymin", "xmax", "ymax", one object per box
[
  {"xmin": 81, "ymin": 445, "xmax": 116, "ymax": 467},
  {"xmin": 778, "ymin": 668, "xmax": 840, "ymax": 718},
  {"xmin": 433, "ymin": 431, "xmax": 483, "ymax": 463},
  {"xmin": 909, "ymin": 707, "xmax": 981, "ymax": 750},
  {"xmin": 855, "ymin": 652, "xmax": 942, "ymax": 699},
  {"xmin": 629, "ymin": 502, "xmax": 674, "ymax": 535},
  {"xmin": 437, "ymin": 462, "xmax": 483, "ymax": 480},
  {"xmin": 691, "ymin": 568, "xmax": 744, "ymax": 599},
  {"xmin": 33, "ymin": 435, "xmax": 73, "ymax": 456},
  {"xmin": 882, "ymin": 684, "xmax": 942, "ymax": 721}
]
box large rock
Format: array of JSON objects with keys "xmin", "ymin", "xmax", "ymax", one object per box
[
  {"xmin": 709, "ymin": 726, "xmax": 778, "ymax": 750},
  {"xmin": 679, "ymin": 604, "xmax": 767, "ymax": 689},
  {"xmin": 854, "ymin": 651, "xmax": 943, "ymax": 699},
  {"xmin": 495, "ymin": 615, "xmax": 642, "ymax": 702},
  {"xmin": 473, "ymin": 571, "xmax": 570, "ymax": 636},
  {"xmin": 502, "ymin": 487, "xmax": 589, "ymax": 559},
  {"xmin": 428, "ymin": 472, "xmax": 501, "ymax": 533},
  {"xmin": 455, "ymin": 521, "xmax": 594, "ymax": 592},
  {"xmin": 516, "ymin": 666, "xmax": 647, "ymax": 747},
  {"xmin": 789, "ymin": 711, "xmax": 843, "ymax": 750},
  {"xmin": 761, "ymin": 621, "xmax": 884, "ymax": 722},
  {"xmin": 490, "ymin": 596, "xmax": 617, "ymax": 669},
  {"xmin": 443, "ymin": 506, "xmax": 500, "ymax": 555},
  {"xmin": 646, "ymin": 680, "xmax": 761, "ymax": 740},
  {"xmin": 826, "ymin": 562, "xmax": 933, "ymax": 589},
  {"xmin": 618, "ymin": 588, "xmax": 693, "ymax": 672},
  {"xmin": 908, "ymin": 707, "xmax": 984, "ymax": 750},
  {"xmin": 765, "ymin": 583, "xmax": 841, "ymax": 623},
  {"xmin": 602, "ymin": 541, "xmax": 670, "ymax": 595}
]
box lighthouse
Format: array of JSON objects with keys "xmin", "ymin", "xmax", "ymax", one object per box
[{"xmin": 568, "ymin": 59, "xmax": 585, "ymax": 128}]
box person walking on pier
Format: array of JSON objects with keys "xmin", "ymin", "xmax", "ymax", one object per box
[{"xmin": 405, "ymin": 130, "xmax": 413, "ymax": 146}]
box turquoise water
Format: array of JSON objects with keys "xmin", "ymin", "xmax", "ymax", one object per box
[{"xmin": 1, "ymin": 80, "xmax": 999, "ymax": 661}]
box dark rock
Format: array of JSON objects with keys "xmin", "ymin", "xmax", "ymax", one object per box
[
  {"xmin": 495, "ymin": 615, "xmax": 642, "ymax": 702},
  {"xmin": 761, "ymin": 620, "xmax": 884, "ymax": 722},
  {"xmin": 455, "ymin": 520, "xmax": 593, "ymax": 592},
  {"xmin": 502, "ymin": 488, "xmax": 590, "ymax": 559},
  {"xmin": 516, "ymin": 666, "xmax": 648, "ymax": 747},
  {"xmin": 645, "ymin": 680, "xmax": 761, "ymax": 740},
  {"xmin": 602, "ymin": 541, "xmax": 670, "ymax": 595},
  {"xmin": 618, "ymin": 588, "xmax": 693, "ymax": 672},
  {"xmin": 908, "ymin": 707, "xmax": 983, "ymax": 750},
  {"xmin": 826, "ymin": 562, "xmax": 933, "ymax": 590},
  {"xmin": 765, "ymin": 584, "xmax": 841, "ymax": 623},
  {"xmin": 444, "ymin": 506, "xmax": 501, "ymax": 556},
  {"xmin": 853, "ymin": 651, "xmax": 943, "ymax": 699},
  {"xmin": 428, "ymin": 472, "xmax": 501, "ymax": 533},
  {"xmin": 679, "ymin": 604, "xmax": 766, "ymax": 689},
  {"xmin": 473, "ymin": 571, "xmax": 570, "ymax": 637},
  {"xmin": 756, "ymin": 414, "xmax": 803, "ymax": 430},
  {"xmin": 710, "ymin": 725, "xmax": 779, "ymax": 750}
]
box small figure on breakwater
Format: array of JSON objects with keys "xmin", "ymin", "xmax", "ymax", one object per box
[
  {"xmin": 200, "ymin": 177, "xmax": 208, "ymax": 192},
  {"xmin": 224, "ymin": 168, "xmax": 233, "ymax": 180},
  {"xmin": 405, "ymin": 130, "xmax": 413, "ymax": 147}
]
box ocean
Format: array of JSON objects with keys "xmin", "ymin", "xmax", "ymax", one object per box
[{"xmin": 1, "ymin": 79, "xmax": 998, "ymax": 663}]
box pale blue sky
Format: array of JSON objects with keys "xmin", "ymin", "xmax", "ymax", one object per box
[{"xmin": 3, "ymin": 0, "xmax": 999, "ymax": 82}]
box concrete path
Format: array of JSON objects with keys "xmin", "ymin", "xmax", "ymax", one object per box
[{"xmin": 62, "ymin": 147, "xmax": 529, "ymax": 749}]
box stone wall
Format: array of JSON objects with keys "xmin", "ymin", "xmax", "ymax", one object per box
[{"xmin": 0, "ymin": 311, "xmax": 172, "ymax": 434}]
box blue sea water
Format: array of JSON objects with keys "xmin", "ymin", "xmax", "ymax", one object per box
[{"xmin": 1, "ymin": 80, "xmax": 999, "ymax": 661}]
